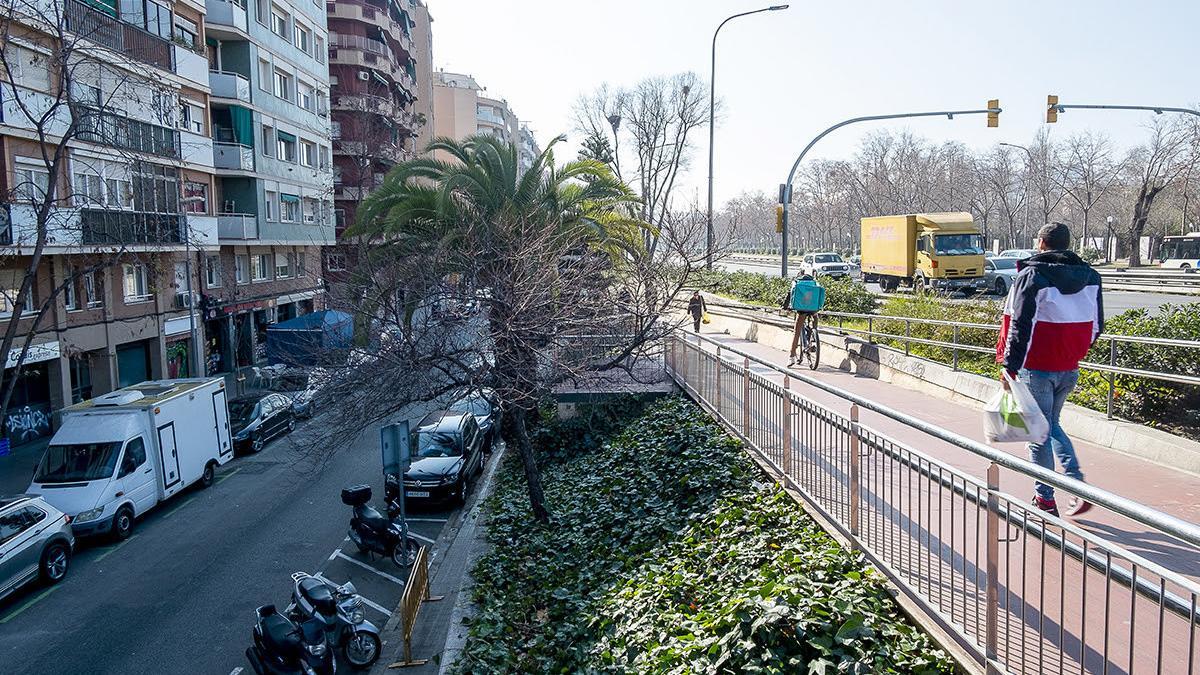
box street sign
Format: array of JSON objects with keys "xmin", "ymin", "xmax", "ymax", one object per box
[{"xmin": 381, "ymin": 420, "xmax": 410, "ymax": 475}]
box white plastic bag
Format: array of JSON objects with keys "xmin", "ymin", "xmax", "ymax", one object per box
[{"xmin": 983, "ymin": 372, "xmax": 1050, "ymax": 444}]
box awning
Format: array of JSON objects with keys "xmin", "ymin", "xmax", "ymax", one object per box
[
  {"xmin": 277, "ymin": 130, "xmax": 297, "ymax": 144},
  {"xmin": 280, "ymin": 193, "xmax": 300, "ymax": 203},
  {"xmin": 230, "ymin": 105, "xmax": 255, "ymax": 147}
]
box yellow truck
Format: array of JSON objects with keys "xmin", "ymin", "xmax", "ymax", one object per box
[{"xmin": 860, "ymin": 212, "xmax": 986, "ymax": 293}]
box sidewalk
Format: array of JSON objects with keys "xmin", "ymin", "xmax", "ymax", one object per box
[{"xmin": 695, "ymin": 329, "xmax": 1200, "ymax": 579}]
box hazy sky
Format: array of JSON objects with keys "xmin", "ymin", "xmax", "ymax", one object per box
[{"xmin": 426, "ymin": 0, "xmax": 1199, "ymax": 206}]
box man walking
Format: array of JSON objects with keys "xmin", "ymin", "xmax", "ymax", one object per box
[
  {"xmin": 687, "ymin": 291, "xmax": 707, "ymax": 333},
  {"xmin": 996, "ymin": 222, "xmax": 1103, "ymax": 518}
]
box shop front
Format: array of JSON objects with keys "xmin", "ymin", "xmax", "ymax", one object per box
[
  {"xmin": 116, "ymin": 339, "xmax": 152, "ymax": 388},
  {"xmin": 3, "ymin": 341, "xmax": 59, "ymax": 447}
]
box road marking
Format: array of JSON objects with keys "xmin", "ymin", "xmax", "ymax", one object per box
[
  {"xmin": 405, "ymin": 517, "xmax": 448, "ymax": 523},
  {"xmin": 409, "ymin": 531, "xmax": 436, "ymax": 545},
  {"xmin": 0, "ymin": 586, "xmax": 59, "ymax": 624},
  {"xmin": 328, "ymin": 547, "xmax": 342, "ymax": 561},
  {"xmin": 313, "ymin": 574, "xmax": 392, "ymax": 617},
  {"xmin": 229, "ymin": 668, "xmax": 243, "ymax": 675},
  {"xmin": 334, "ymin": 551, "xmax": 406, "ymax": 586},
  {"xmin": 94, "ymin": 535, "xmax": 137, "ymax": 562},
  {"xmin": 216, "ymin": 467, "xmax": 242, "ymax": 484}
]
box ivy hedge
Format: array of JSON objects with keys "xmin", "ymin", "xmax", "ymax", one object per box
[{"xmin": 453, "ymin": 397, "xmax": 954, "ymax": 674}]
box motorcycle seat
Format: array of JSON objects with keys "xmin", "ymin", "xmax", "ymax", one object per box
[
  {"xmin": 262, "ymin": 613, "xmax": 300, "ymax": 654},
  {"xmin": 356, "ymin": 504, "xmax": 390, "ymax": 532},
  {"xmin": 299, "ymin": 577, "xmax": 337, "ymax": 616}
]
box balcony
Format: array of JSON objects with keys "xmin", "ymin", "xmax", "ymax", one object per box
[
  {"xmin": 330, "ymin": 33, "xmax": 389, "ymax": 57},
  {"xmin": 206, "ymin": 0, "xmax": 249, "ymax": 33},
  {"xmin": 80, "ymin": 210, "xmax": 185, "ymax": 245},
  {"xmin": 74, "ymin": 104, "xmax": 180, "ymax": 159},
  {"xmin": 214, "ymin": 142, "xmax": 255, "ymax": 171},
  {"xmin": 333, "ymin": 93, "xmax": 404, "ymax": 121},
  {"xmin": 64, "ymin": 0, "xmax": 173, "ymax": 71},
  {"xmin": 209, "ymin": 71, "xmax": 252, "ymax": 103},
  {"xmin": 328, "ymin": 0, "xmax": 413, "ymax": 53},
  {"xmin": 218, "ymin": 213, "xmax": 258, "ymax": 240}
]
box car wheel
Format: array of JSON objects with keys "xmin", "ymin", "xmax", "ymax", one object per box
[
  {"xmin": 112, "ymin": 506, "xmax": 135, "ymax": 541},
  {"xmin": 994, "ymin": 279, "xmax": 1007, "ymax": 296},
  {"xmin": 455, "ymin": 477, "xmax": 468, "ymax": 506},
  {"xmin": 286, "ymin": 418, "xmax": 295, "ymax": 434},
  {"xmin": 40, "ymin": 542, "xmax": 70, "ymax": 583},
  {"xmin": 250, "ymin": 434, "xmax": 264, "ymax": 454},
  {"xmin": 199, "ymin": 461, "xmax": 216, "ymax": 489}
]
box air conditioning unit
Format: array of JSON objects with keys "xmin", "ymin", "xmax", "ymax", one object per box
[
  {"xmin": 174, "ymin": 291, "xmax": 198, "ymax": 309},
  {"xmin": 357, "ymin": 72, "xmax": 370, "ymax": 81}
]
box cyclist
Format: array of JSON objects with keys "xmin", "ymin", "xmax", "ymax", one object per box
[{"xmin": 784, "ymin": 274, "xmax": 821, "ymax": 366}]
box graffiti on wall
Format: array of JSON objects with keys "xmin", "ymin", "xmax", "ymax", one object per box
[{"xmin": 5, "ymin": 403, "xmax": 52, "ymax": 443}]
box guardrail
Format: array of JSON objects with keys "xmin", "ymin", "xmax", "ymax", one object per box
[
  {"xmin": 666, "ymin": 331, "xmax": 1200, "ymax": 674},
  {"xmin": 705, "ymin": 297, "xmax": 1200, "ymax": 420}
]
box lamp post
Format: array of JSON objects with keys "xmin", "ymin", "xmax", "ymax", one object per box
[
  {"xmin": 998, "ymin": 142, "xmax": 1034, "ymax": 244},
  {"xmin": 180, "ymin": 196, "xmax": 205, "ymax": 378},
  {"xmin": 706, "ymin": 4, "xmax": 789, "ymax": 269}
]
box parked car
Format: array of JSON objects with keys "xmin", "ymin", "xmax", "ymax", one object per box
[
  {"xmin": 447, "ymin": 388, "xmax": 501, "ymax": 451},
  {"xmin": 230, "ymin": 393, "xmax": 296, "ymax": 454},
  {"xmin": 798, "ymin": 252, "xmax": 853, "ymax": 278},
  {"xmin": 0, "ymin": 495, "xmax": 74, "ymax": 602},
  {"xmin": 998, "ymin": 248, "xmax": 1039, "ymax": 260},
  {"xmin": 980, "ymin": 256, "xmax": 1020, "ymax": 295},
  {"xmin": 403, "ymin": 411, "xmax": 486, "ymax": 506},
  {"xmin": 270, "ymin": 367, "xmax": 328, "ymax": 418}
]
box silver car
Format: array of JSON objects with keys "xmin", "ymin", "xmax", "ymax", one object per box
[
  {"xmin": 0, "ymin": 495, "xmax": 74, "ymax": 601},
  {"xmin": 982, "ymin": 256, "xmax": 1020, "ymax": 295}
]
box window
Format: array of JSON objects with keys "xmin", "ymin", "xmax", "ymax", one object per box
[
  {"xmin": 206, "ymin": 255, "xmax": 222, "ymax": 288},
  {"xmin": 106, "ymin": 177, "xmax": 134, "ymax": 209},
  {"xmin": 271, "ymin": 7, "xmax": 290, "ymax": 40},
  {"xmin": 334, "ymin": 208, "xmax": 345, "ymax": 229},
  {"xmin": 276, "ymin": 132, "xmax": 296, "ymax": 162},
  {"xmin": 300, "ymin": 140, "xmax": 316, "ymax": 167},
  {"xmin": 258, "ymin": 58, "xmax": 272, "ymax": 91},
  {"xmin": 273, "ymin": 68, "xmax": 293, "ymax": 101},
  {"xmin": 131, "ymin": 164, "xmax": 179, "ymax": 214},
  {"xmin": 251, "ymin": 253, "xmax": 271, "ymax": 281},
  {"xmin": 295, "ymin": 23, "xmax": 311, "ymax": 53},
  {"xmin": 318, "ymin": 145, "xmax": 330, "ymax": 170},
  {"xmin": 316, "ymin": 90, "xmax": 327, "ymax": 115},
  {"xmin": 64, "ymin": 271, "xmax": 78, "ymax": 311},
  {"xmin": 4, "ymin": 46, "xmax": 50, "ymax": 91},
  {"xmin": 301, "ymin": 197, "xmax": 317, "ymax": 223},
  {"xmin": 297, "ymin": 252, "xmax": 306, "ymax": 276},
  {"xmin": 261, "ymin": 125, "xmax": 274, "ymax": 156},
  {"xmin": 235, "ymin": 254, "xmax": 249, "ymax": 284},
  {"xmin": 330, "ymin": 121, "xmax": 341, "ymax": 140},
  {"xmin": 119, "ymin": 437, "xmax": 147, "ymax": 477},
  {"xmin": 327, "ymin": 252, "xmax": 346, "ymax": 271},
  {"xmin": 255, "ymin": 0, "xmax": 268, "ymax": 25},
  {"xmin": 73, "ymin": 172, "xmax": 104, "ymax": 206},
  {"xmin": 280, "ymin": 194, "xmax": 299, "ymax": 222},
  {"xmin": 184, "ymin": 182, "xmax": 207, "ymax": 213},
  {"xmin": 1, "ymin": 281, "xmax": 33, "ymax": 317},
  {"xmin": 315, "ymin": 36, "xmax": 325, "ymax": 64},
  {"xmin": 179, "ymin": 100, "xmax": 204, "ymax": 134},
  {"xmin": 174, "ymin": 16, "xmax": 198, "ymax": 49},
  {"xmin": 13, "ymin": 164, "xmax": 51, "ymax": 202},
  {"xmin": 275, "ymin": 252, "xmax": 291, "ymax": 278},
  {"xmin": 122, "ymin": 264, "xmax": 151, "ymax": 302},
  {"xmin": 328, "ymin": 74, "xmax": 337, "ymax": 87},
  {"xmin": 84, "ymin": 271, "xmax": 103, "ymax": 308},
  {"xmin": 298, "ymin": 82, "xmax": 314, "ymax": 111},
  {"xmin": 265, "ymin": 191, "xmax": 278, "ymax": 220}
]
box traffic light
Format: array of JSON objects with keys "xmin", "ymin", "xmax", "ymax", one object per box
[
  {"xmin": 987, "ymin": 99, "xmax": 1000, "ymax": 128},
  {"xmin": 1046, "ymin": 95, "xmax": 1059, "ymax": 123},
  {"xmin": 775, "ymin": 205, "xmax": 785, "ymax": 233}
]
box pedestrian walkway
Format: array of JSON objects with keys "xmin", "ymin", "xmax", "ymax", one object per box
[{"xmin": 671, "ymin": 331, "xmax": 1200, "ymax": 674}]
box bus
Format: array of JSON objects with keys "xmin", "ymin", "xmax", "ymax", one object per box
[{"xmin": 1160, "ymin": 233, "xmax": 1200, "ymax": 270}]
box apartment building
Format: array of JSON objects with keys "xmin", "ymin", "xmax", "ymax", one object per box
[
  {"xmin": 203, "ymin": 0, "xmax": 334, "ymax": 377},
  {"xmin": 432, "ymin": 70, "xmax": 534, "ymax": 161},
  {"xmin": 518, "ymin": 123, "xmax": 540, "ymax": 173},
  {"xmin": 1, "ymin": 0, "xmax": 218, "ymax": 445}
]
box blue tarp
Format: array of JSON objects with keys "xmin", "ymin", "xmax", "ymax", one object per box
[{"xmin": 265, "ymin": 310, "xmax": 354, "ymax": 366}]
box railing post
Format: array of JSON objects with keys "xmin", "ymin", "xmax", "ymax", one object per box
[
  {"xmin": 984, "ymin": 462, "xmax": 1001, "ymax": 674},
  {"xmin": 952, "ymin": 324, "xmax": 959, "ymax": 372},
  {"xmin": 781, "ymin": 375, "xmax": 793, "ymax": 477},
  {"xmin": 742, "ymin": 357, "xmax": 750, "ymax": 438},
  {"xmin": 1107, "ymin": 337, "xmax": 1116, "ymax": 419},
  {"xmin": 848, "ymin": 404, "xmax": 861, "ymax": 543},
  {"xmin": 904, "ymin": 319, "xmax": 911, "ymax": 356},
  {"xmin": 714, "ymin": 345, "xmax": 723, "ymax": 420},
  {"xmin": 867, "ymin": 315, "xmax": 874, "ymax": 345}
]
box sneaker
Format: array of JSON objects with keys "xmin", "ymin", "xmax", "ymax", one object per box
[
  {"xmin": 1031, "ymin": 496, "xmax": 1060, "ymax": 517},
  {"xmin": 1066, "ymin": 497, "xmax": 1092, "ymax": 517}
]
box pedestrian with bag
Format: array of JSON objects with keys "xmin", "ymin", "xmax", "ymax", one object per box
[
  {"xmin": 687, "ymin": 291, "xmax": 708, "ymax": 333},
  {"xmin": 996, "ymin": 222, "xmax": 1104, "ymax": 518}
]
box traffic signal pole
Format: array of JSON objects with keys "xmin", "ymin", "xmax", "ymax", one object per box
[
  {"xmin": 1045, "ymin": 99, "xmax": 1200, "ymax": 122},
  {"xmin": 777, "ymin": 103, "xmax": 1002, "ymax": 278}
]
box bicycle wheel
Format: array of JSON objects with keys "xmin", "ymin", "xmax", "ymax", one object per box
[{"xmin": 806, "ymin": 315, "xmax": 820, "ymax": 370}]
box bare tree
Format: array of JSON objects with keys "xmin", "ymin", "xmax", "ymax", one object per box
[
  {"xmin": 1122, "ymin": 118, "xmax": 1197, "ymax": 266},
  {"xmin": 1056, "ymin": 131, "xmax": 1124, "ymax": 254}
]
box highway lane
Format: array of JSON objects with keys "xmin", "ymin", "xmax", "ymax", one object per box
[{"xmin": 719, "ymin": 259, "xmax": 1195, "ymax": 315}]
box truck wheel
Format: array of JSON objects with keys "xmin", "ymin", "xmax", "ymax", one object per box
[
  {"xmin": 199, "ymin": 461, "xmax": 217, "ymax": 489},
  {"xmin": 112, "ymin": 506, "xmax": 135, "ymax": 541},
  {"xmin": 40, "ymin": 542, "xmax": 70, "ymax": 583},
  {"xmin": 914, "ymin": 275, "xmax": 927, "ymax": 294}
]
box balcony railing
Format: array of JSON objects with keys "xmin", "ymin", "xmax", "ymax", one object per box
[
  {"xmin": 217, "ymin": 213, "xmax": 258, "ymax": 240},
  {"xmin": 209, "ymin": 71, "xmax": 252, "ymax": 102},
  {"xmin": 80, "ymin": 210, "xmax": 185, "ymax": 245},
  {"xmin": 330, "ymin": 33, "xmax": 390, "ymax": 56},
  {"xmin": 333, "ymin": 93, "xmax": 404, "ymax": 120},
  {"xmin": 205, "ymin": 0, "xmax": 249, "ymax": 31},
  {"xmin": 64, "ymin": 0, "xmax": 174, "ymax": 71},
  {"xmin": 73, "ymin": 104, "xmax": 181, "ymax": 159},
  {"xmin": 213, "ymin": 142, "xmax": 255, "ymax": 171}
]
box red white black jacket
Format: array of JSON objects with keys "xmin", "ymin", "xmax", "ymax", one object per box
[{"xmin": 996, "ymin": 250, "xmax": 1104, "ymax": 373}]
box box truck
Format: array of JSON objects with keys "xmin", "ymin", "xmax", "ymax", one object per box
[
  {"xmin": 860, "ymin": 212, "xmax": 986, "ymax": 293},
  {"xmin": 28, "ymin": 378, "xmax": 234, "ymax": 538}
]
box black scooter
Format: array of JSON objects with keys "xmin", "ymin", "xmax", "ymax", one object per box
[
  {"xmin": 245, "ymin": 604, "xmax": 335, "ymax": 675},
  {"xmin": 343, "ymin": 484, "xmax": 419, "ymax": 567}
]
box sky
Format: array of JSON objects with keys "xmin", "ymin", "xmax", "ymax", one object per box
[{"xmin": 426, "ymin": 0, "xmax": 1200, "ymax": 206}]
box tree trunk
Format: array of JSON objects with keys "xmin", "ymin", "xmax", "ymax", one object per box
[
  {"xmin": 506, "ymin": 406, "xmax": 550, "ymax": 523},
  {"xmin": 1128, "ymin": 183, "xmax": 1164, "ymax": 268}
]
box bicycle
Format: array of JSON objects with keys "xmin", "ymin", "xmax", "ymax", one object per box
[{"xmin": 788, "ymin": 312, "xmax": 821, "ymax": 370}]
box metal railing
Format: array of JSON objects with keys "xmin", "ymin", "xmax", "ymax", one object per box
[
  {"xmin": 667, "ymin": 331, "xmax": 1200, "ymax": 674},
  {"xmin": 707, "ymin": 297, "xmax": 1200, "ymax": 419},
  {"xmin": 64, "ymin": 0, "xmax": 174, "ymax": 71}
]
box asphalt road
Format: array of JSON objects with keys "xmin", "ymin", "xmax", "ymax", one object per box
[
  {"xmin": 0, "ymin": 400, "xmax": 460, "ymax": 675},
  {"xmin": 719, "ymin": 259, "xmax": 1194, "ymax": 315}
]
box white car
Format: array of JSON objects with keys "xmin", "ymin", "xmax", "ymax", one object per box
[
  {"xmin": 798, "ymin": 252, "xmax": 853, "ymax": 278},
  {"xmin": 998, "ymin": 248, "xmax": 1038, "ymax": 260}
]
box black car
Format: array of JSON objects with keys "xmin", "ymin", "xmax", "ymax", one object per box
[
  {"xmin": 447, "ymin": 388, "xmax": 501, "ymax": 451},
  {"xmin": 231, "ymin": 392, "xmax": 296, "ymax": 454},
  {"xmin": 403, "ymin": 411, "xmax": 486, "ymax": 506}
]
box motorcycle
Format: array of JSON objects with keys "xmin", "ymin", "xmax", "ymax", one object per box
[
  {"xmin": 287, "ymin": 572, "xmax": 381, "ymax": 670},
  {"xmin": 342, "ymin": 484, "xmax": 419, "ymax": 567},
  {"xmin": 245, "ymin": 604, "xmax": 335, "ymax": 675}
]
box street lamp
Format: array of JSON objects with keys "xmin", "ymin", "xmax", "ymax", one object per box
[
  {"xmin": 998, "ymin": 142, "xmax": 1034, "ymax": 242},
  {"xmin": 180, "ymin": 196, "xmax": 205, "ymax": 379},
  {"xmin": 706, "ymin": 4, "xmax": 789, "ymax": 270}
]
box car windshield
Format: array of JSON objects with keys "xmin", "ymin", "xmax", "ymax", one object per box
[
  {"xmin": 229, "ymin": 400, "xmax": 258, "ymax": 423},
  {"xmin": 414, "ymin": 431, "xmax": 462, "ymax": 458},
  {"xmin": 35, "ymin": 442, "xmax": 122, "ymax": 483},
  {"xmin": 449, "ymin": 396, "xmax": 491, "ymax": 416},
  {"xmin": 813, "ymin": 254, "xmax": 843, "ymax": 264},
  {"xmin": 990, "ymin": 258, "xmax": 1018, "ymax": 270},
  {"xmin": 935, "ymin": 234, "xmax": 985, "ymax": 255}
]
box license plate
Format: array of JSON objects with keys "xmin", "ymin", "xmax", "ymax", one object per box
[{"xmin": 406, "ymin": 491, "xmax": 430, "ymax": 498}]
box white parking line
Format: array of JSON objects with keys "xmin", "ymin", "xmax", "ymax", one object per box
[
  {"xmin": 313, "ymin": 574, "xmax": 392, "ymax": 618},
  {"xmin": 229, "ymin": 668, "xmax": 243, "ymax": 675},
  {"xmin": 405, "ymin": 517, "xmax": 448, "ymax": 523},
  {"xmin": 409, "ymin": 531, "xmax": 436, "ymax": 544},
  {"xmin": 334, "ymin": 551, "xmax": 407, "ymax": 586},
  {"xmin": 328, "ymin": 547, "xmax": 342, "ymax": 561}
]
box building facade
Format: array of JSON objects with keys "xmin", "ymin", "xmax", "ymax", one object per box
[{"xmin": 432, "ymin": 70, "xmax": 524, "ymax": 150}]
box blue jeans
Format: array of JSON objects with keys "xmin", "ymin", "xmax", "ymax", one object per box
[{"xmin": 1021, "ymin": 369, "xmax": 1084, "ymax": 502}]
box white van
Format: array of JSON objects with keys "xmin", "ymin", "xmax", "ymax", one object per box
[{"xmin": 28, "ymin": 378, "xmax": 233, "ymax": 539}]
